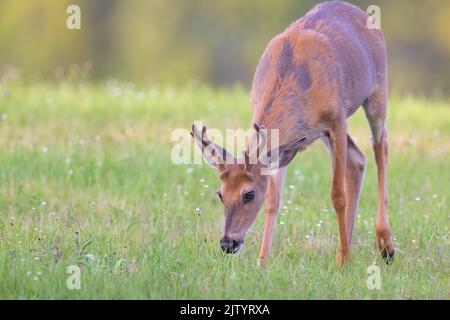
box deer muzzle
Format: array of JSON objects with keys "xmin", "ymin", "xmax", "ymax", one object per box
[{"xmin": 220, "ymin": 236, "xmax": 243, "ymax": 254}]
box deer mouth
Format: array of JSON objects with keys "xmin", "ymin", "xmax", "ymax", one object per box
[{"xmin": 220, "ymin": 237, "xmax": 243, "ymax": 254}]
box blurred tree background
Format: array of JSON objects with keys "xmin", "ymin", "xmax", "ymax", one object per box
[{"xmin": 1, "ymin": 0, "xmax": 450, "ymax": 96}]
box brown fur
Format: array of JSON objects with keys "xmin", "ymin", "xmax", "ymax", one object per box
[{"xmin": 192, "ymin": 1, "xmax": 394, "ymax": 266}]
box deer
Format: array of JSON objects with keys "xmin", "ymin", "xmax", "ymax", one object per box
[{"xmin": 190, "ymin": 1, "xmax": 395, "ymax": 267}]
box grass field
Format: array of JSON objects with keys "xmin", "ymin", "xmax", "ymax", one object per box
[{"xmin": 0, "ymin": 82, "xmax": 448, "ymax": 299}]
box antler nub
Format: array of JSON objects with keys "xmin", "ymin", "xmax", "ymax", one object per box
[
  {"xmin": 191, "ymin": 124, "xmax": 210, "ymax": 150},
  {"xmin": 190, "ymin": 123, "xmax": 229, "ymax": 172}
]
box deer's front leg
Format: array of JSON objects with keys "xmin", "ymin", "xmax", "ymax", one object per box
[
  {"xmin": 258, "ymin": 167, "xmax": 286, "ymax": 267},
  {"xmin": 329, "ymin": 124, "xmax": 351, "ymax": 266}
]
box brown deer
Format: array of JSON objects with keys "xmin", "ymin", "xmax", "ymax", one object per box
[{"xmin": 191, "ymin": 1, "xmax": 394, "ymax": 267}]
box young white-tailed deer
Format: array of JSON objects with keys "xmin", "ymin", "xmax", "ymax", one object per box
[{"xmin": 191, "ymin": 1, "xmax": 394, "ymax": 267}]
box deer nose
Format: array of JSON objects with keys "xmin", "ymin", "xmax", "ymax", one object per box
[{"xmin": 220, "ymin": 236, "xmax": 242, "ymax": 254}]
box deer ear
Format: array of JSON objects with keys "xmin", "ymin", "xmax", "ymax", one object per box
[
  {"xmin": 261, "ymin": 136, "xmax": 307, "ymax": 172},
  {"xmin": 190, "ymin": 124, "xmax": 234, "ymax": 171}
]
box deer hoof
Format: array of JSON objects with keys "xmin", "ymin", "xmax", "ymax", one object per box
[
  {"xmin": 381, "ymin": 248, "xmax": 395, "ymax": 264},
  {"xmin": 335, "ymin": 250, "xmax": 351, "ymax": 267},
  {"xmin": 257, "ymin": 256, "xmax": 269, "ymax": 268}
]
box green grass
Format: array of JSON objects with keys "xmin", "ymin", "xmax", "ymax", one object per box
[{"xmin": 0, "ymin": 82, "xmax": 448, "ymax": 299}]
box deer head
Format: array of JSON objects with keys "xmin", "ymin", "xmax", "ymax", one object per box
[{"xmin": 191, "ymin": 124, "xmax": 305, "ymax": 254}]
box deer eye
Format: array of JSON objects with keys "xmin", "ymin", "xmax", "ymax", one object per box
[
  {"xmin": 243, "ymin": 190, "xmax": 255, "ymax": 204},
  {"xmin": 216, "ymin": 191, "xmax": 224, "ymax": 203}
]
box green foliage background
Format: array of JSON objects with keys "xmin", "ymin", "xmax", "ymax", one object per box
[
  {"xmin": 0, "ymin": 2, "xmax": 449, "ymax": 299},
  {"xmin": 1, "ymin": 0, "xmax": 450, "ymax": 95}
]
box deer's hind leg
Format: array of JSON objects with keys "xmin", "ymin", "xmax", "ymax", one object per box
[{"xmin": 363, "ymin": 91, "xmax": 395, "ymax": 263}]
